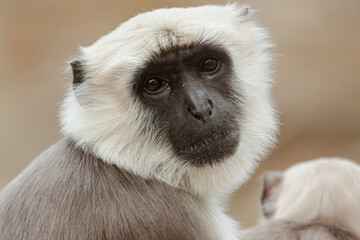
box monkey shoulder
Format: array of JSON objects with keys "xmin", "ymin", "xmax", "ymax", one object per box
[{"xmin": 0, "ymin": 139, "xmax": 215, "ymax": 240}]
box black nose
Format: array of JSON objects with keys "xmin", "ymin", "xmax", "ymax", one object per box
[{"xmin": 188, "ymin": 99, "xmax": 214, "ymax": 122}]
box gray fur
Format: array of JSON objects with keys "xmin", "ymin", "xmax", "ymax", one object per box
[
  {"xmin": 0, "ymin": 139, "xmax": 216, "ymax": 240},
  {"xmin": 243, "ymin": 220, "xmax": 358, "ymax": 240}
]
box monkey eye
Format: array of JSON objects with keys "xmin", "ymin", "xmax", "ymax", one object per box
[
  {"xmin": 199, "ymin": 57, "xmax": 220, "ymax": 73},
  {"xmin": 144, "ymin": 77, "xmax": 168, "ymax": 93}
]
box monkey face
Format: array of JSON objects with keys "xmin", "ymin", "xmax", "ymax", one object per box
[{"xmin": 134, "ymin": 44, "xmax": 241, "ymax": 165}]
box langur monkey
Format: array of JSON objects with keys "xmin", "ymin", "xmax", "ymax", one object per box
[
  {"xmin": 244, "ymin": 158, "xmax": 360, "ymax": 240},
  {"xmin": 0, "ymin": 4, "xmax": 278, "ymax": 240}
]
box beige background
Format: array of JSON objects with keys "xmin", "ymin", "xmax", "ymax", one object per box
[{"xmin": 1, "ymin": 0, "xmax": 359, "ymax": 227}]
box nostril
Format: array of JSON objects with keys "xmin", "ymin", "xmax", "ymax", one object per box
[
  {"xmin": 187, "ymin": 106, "xmax": 193, "ymax": 115},
  {"xmin": 188, "ymin": 106, "xmax": 205, "ymax": 122},
  {"xmin": 207, "ymin": 99, "xmax": 214, "ymax": 117},
  {"xmin": 194, "ymin": 113, "xmax": 204, "ymax": 122},
  {"xmin": 208, "ymin": 99, "xmax": 214, "ymax": 109}
]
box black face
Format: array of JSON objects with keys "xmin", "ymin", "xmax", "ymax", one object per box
[{"xmin": 133, "ymin": 43, "xmax": 241, "ymax": 166}]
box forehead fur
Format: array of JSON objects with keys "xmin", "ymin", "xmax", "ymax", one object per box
[{"xmin": 80, "ymin": 4, "xmax": 255, "ymax": 79}]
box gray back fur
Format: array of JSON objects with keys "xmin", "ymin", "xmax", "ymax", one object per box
[{"xmin": 0, "ymin": 139, "xmax": 215, "ymax": 240}]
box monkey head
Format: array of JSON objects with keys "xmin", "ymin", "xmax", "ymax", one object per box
[
  {"xmin": 61, "ymin": 4, "xmax": 278, "ymax": 197},
  {"xmin": 261, "ymin": 158, "xmax": 360, "ymax": 237}
]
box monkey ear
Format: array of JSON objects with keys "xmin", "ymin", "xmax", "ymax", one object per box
[
  {"xmin": 234, "ymin": 5, "xmax": 254, "ymax": 22},
  {"xmin": 70, "ymin": 60, "xmax": 86, "ymax": 105},
  {"xmin": 261, "ymin": 171, "xmax": 283, "ymax": 219},
  {"xmin": 239, "ymin": 5, "xmax": 250, "ymax": 16},
  {"xmin": 70, "ymin": 60, "xmax": 85, "ymax": 86}
]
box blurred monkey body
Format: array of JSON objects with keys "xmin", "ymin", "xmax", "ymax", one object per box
[
  {"xmin": 0, "ymin": 140, "xmax": 217, "ymax": 239},
  {"xmin": 244, "ymin": 158, "xmax": 360, "ymax": 240},
  {"xmin": 0, "ymin": 4, "xmax": 278, "ymax": 240}
]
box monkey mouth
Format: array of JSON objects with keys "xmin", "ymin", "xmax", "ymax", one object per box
[
  {"xmin": 176, "ymin": 129, "xmax": 240, "ymax": 166},
  {"xmin": 179, "ymin": 130, "xmax": 238, "ymax": 152}
]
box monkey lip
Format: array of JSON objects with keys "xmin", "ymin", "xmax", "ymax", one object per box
[
  {"xmin": 182, "ymin": 130, "xmax": 238, "ymax": 151},
  {"xmin": 176, "ymin": 130, "xmax": 240, "ymax": 165}
]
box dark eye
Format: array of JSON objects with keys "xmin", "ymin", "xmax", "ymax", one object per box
[
  {"xmin": 144, "ymin": 77, "xmax": 168, "ymax": 93},
  {"xmin": 199, "ymin": 57, "xmax": 219, "ymax": 73}
]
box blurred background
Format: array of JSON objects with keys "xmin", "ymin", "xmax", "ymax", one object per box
[{"xmin": 0, "ymin": 0, "xmax": 359, "ymax": 227}]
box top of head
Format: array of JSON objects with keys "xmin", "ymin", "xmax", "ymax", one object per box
[
  {"xmin": 272, "ymin": 158, "xmax": 360, "ymax": 235},
  {"xmin": 61, "ymin": 4, "xmax": 278, "ymax": 198}
]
